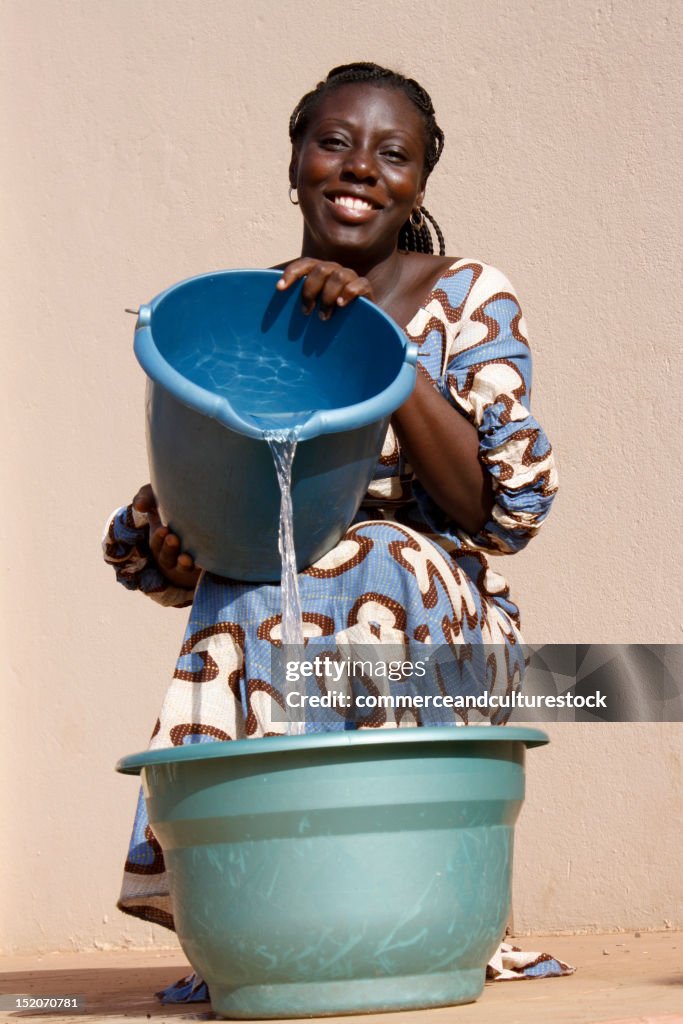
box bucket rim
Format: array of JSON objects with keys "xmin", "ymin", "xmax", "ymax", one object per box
[
  {"xmin": 116, "ymin": 726, "xmax": 549, "ymax": 775},
  {"xmin": 133, "ymin": 268, "xmax": 418, "ymax": 441}
]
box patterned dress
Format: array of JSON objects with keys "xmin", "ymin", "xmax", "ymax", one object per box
[{"xmin": 104, "ymin": 258, "xmax": 558, "ymax": 929}]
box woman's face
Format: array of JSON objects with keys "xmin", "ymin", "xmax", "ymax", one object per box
[{"xmin": 291, "ymin": 83, "xmax": 427, "ymax": 263}]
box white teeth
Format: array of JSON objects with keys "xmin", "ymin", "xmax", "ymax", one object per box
[{"xmin": 334, "ymin": 195, "xmax": 373, "ymax": 211}]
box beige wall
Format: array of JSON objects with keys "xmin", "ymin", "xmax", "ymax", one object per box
[{"xmin": 1, "ymin": 0, "xmax": 680, "ymax": 953}]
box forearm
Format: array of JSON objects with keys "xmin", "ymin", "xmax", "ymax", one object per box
[{"xmin": 391, "ymin": 372, "xmax": 493, "ymax": 534}]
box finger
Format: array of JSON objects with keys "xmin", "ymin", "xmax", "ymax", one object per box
[
  {"xmin": 156, "ymin": 532, "xmax": 183, "ymax": 573},
  {"xmin": 148, "ymin": 528, "xmax": 165, "ymax": 561},
  {"xmin": 275, "ymin": 258, "xmax": 320, "ymax": 292},
  {"xmin": 149, "ymin": 525, "xmax": 169, "ymax": 561},
  {"xmin": 300, "ymin": 264, "xmax": 334, "ymax": 314},
  {"xmin": 147, "ymin": 505, "xmax": 162, "ymax": 532},
  {"xmin": 317, "ymin": 270, "xmax": 358, "ymax": 317},
  {"xmin": 133, "ymin": 483, "xmax": 156, "ymax": 512},
  {"xmin": 336, "ymin": 276, "xmax": 374, "ymax": 307},
  {"xmin": 176, "ymin": 553, "xmax": 196, "ymax": 573}
]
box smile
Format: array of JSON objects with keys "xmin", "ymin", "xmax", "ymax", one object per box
[
  {"xmin": 324, "ymin": 192, "xmax": 383, "ymax": 222},
  {"xmin": 334, "ymin": 195, "xmax": 375, "ymax": 211}
]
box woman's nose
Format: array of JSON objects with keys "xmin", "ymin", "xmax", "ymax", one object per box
[{"xmin": 340, "ymin": 147, "xmax": 378, "ymax": 182}]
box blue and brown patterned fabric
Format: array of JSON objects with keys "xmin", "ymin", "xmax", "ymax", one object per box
[{"xmin": 103, "ymin": 259, "xmax": 558, "ymax": 931}]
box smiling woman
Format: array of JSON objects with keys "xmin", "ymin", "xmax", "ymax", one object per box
[
  {"xmin": 102, "ymin": 61, "xmax": 560, "ymax": 1003},
  {"xmin": 292, "ymin": 85, "xmax": 430, "ymax": 262}
]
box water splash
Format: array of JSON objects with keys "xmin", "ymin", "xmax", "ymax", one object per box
[{"xmin": 266, "ymin": 431, "xmax": 306, "ymax": 735}]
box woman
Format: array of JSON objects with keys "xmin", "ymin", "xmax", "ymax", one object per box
[{"xmin": 104, "ymin": 63, "xmax": 559, "ymax": 998}]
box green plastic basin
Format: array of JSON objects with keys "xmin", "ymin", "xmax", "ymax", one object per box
[{"xmin": 117, "ymin": 726, "xmax": 548, "ymax": 1018}]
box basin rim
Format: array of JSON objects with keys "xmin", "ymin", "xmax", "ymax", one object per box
[{"xmin": 116, "ymin": 725, "xmax": 549, "ymax": 775}]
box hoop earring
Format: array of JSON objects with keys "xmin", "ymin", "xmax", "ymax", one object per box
[
  {"xmin": 288, "ymin": 186, "xmax": 299, "ymax": 206},
  {"xmin": 410, "ymin": 207, "xmax": 425, "ymax": 230}
]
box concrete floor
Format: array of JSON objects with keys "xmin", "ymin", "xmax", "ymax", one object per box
[{"xmin": 0, "ymin": 932, "xmax": 681, "ymax": 1024}]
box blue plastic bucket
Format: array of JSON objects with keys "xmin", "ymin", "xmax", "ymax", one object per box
[
  {"xmin": 134, "ymin": 270, "xmax": 418, "ymax": 581},
  {"xmin": 117, "ymin": 727, "xmax": 548, "ymax": 1018}
]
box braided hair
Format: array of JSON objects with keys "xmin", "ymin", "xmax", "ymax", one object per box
[{"xmin": 289, "ymin": 62, "xmax": 446, "ymax": 256}]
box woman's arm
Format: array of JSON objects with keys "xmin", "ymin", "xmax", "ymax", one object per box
[
  {"xmin": 391, "ymin": 373, "xmax": 493, "ymax": 534},
  {"xmin": 275, "ymin": 257, "xmax": 557, "ymax": 548},
  {"xmin": 428, "ymin": 262, "xmax": 558, "ymax": 553},
  {"xmin": 275, "ymin": 256, "xmax": 495, "ymax": 534}
]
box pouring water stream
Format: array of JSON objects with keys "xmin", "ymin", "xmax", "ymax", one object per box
[{"xmin": 266, "ymin": 431, "xmax": 306, "ymax": 735}]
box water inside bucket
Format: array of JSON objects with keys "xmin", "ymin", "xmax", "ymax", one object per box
[
  {"xmin": 173, "ymin": 336, "xmax": 331, "ymax": 430},
  {"xmin": 266, "ymin": 432, "xmax": 306, "ymax": 736}
]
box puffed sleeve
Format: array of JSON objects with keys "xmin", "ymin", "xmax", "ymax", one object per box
[
  {"xmin": 102, "ymin": 504, "xmax": 195, "ymax": 608},
  {"xmin": 436, "ymin": 261, "xmax": 558, "ymax": 553}
]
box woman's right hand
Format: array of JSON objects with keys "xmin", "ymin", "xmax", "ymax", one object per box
[
  {"xmin": 133, "ymin": 484, "xmax": 201, "ymax": 590},
  {"xmin": 276, "ymin": 258, "xmax": 373, "ymax": 318}
]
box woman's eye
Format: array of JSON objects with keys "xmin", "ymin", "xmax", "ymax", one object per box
[
  {"xmin": 319, "ymin": 137, "xmax": 347, "ymax": 149},
  {"xmin": 384, "ymin": 149, "xmax": 408, "ymax": 162}
]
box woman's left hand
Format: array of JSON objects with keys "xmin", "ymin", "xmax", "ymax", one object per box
[{"xmin": 276, "ymin": 258, "xmax": 373, "ymax": 318}]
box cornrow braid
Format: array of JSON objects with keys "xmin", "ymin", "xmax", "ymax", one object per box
[
  {"xmin": 398, "ymin": 207, "xmax": 446, "ymax": 256},
  {"xmin": 289, "ymin": 62, "xmax": 446, "ymax": 256}
]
